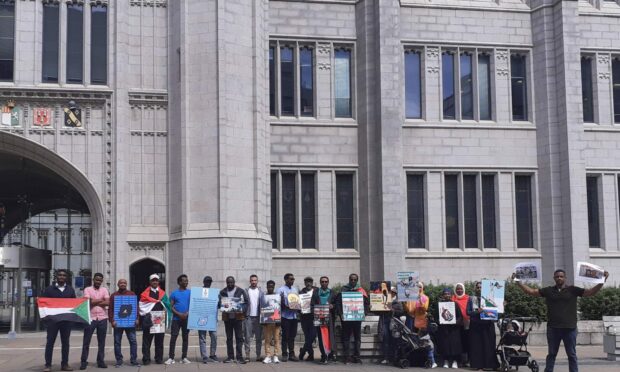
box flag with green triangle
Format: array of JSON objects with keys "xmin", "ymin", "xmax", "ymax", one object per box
[{"xmin": 37, "ymin": 298, "xmax": 91, "ymax": 324}]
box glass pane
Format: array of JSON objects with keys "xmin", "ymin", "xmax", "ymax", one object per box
[
  {"xmin": 0, "ymin": 4, "xmax": 14, "ymax": 38},
  {"xmin": 463, "ymin": 175, "xmax": 478, "ymax": 248},
  {"xmin": 515, "ymin": 175, "xmax": 533, "ymax": 248},
  {"xmin": 482, "ymin": 175, "xmax": 497, "ymax": 248},
  {"xmin": 280, "ymin": 46, "xmax": 294, "ymax": 115},
  {"xmin": 581, "ymin": 57, "xmax": 594, "ymax": 123},
  {"xmin": 405, "ymin": 51, "xmax": 422, "ymax": 119},
  {"xmin": 271, "ymin": 173, "xmax": 278, "ymax": 248},
  {"xmin": 613, "ymin": 59, "xmax": 620, "ymax": 123},
  {"xmin": 335, "ymin": 49, "xmax": 352, "ymax": 118},
  {"xmin": 91, "ymin": 5, "xmax": 107, "ymax": 85},
  {"xmin": 511, "ymin": 55, "xmax": 528, "ymax": 121},
  {"xmin": 300, "ymin": 47, "xmax": 314, "ymax": 117},
  {"xmin": 301, "ymin": 174, "xmax": 316, "ymax": 248},
  {"xmin": 42, "ymin": 3, "xmax": 60, "ymax": 83},
  {"xmin": 336, "ymin": 174, "xmax": 354, "ymax": 248},
  {"xmin": 442, "ymin": 53, "xmax": 455, "ymax": 119},
  {"xmin": 586, "ymin": 176, "xmax": 600, "ymax": 247},
  {"xmin": 445, "ymin": 175, "xmax": 459, "ymax": 248},
  {"xmin": 478, "ymin": 54, "xmax": 492, "ymax": 120},
  {"xmin": 66, "ymin": 4, "xmax": 84, "ymax": 83},
  {"xmin": 0, "ymin": 3, "xmax": 15, "ymax": 82},
  {"xmin": 407, "ymin": 174, "xmax": 425, "ymax": 248},
  {"xmin": 269, "ymin": 47, "xmax": 275, "ymax": 115},
  {"xmin": 281, "ymin": 173, "xmax": 296, "ymax": 248},
  {"xmin": 460, "ymin": 53, "xmax": 473, "ymax": 120}
]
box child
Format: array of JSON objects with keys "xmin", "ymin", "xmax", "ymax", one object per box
[{"xmin": 262, "ymin": 280, "xmax": 281, "ymax": 364}]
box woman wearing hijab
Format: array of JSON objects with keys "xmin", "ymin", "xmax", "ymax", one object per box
[
  {"xmin": 451, "ymin": 283, "xmax": 470, "ymax": 366},
  {"xmin": 403, "ymin": 281, "xmax": 429, "ymax": 332},
  {"xmin": 466, "ymin": 281, "xmax": 499, "ymax": 371},
  {"xmin": 435, "ymin": 288, "xmax": 463, "ymax": 369}
]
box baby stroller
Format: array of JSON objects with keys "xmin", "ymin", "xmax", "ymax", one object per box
[
  {"xmin": 390, "ymin": 316, "xmax": 437, "ymax": 369},
  {"xmin": 496, "ymin": 317, "xmax": 539, "ymax": 372}
]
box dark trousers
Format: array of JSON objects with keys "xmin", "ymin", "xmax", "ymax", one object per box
[
  {"xmin": 341, "ymin": 321, "xmax": 362, "ymax": 359},
  {"xmin": 300, "ymin": 316, "xmax": 316, "ymax": 357},
  {"xmin": 281, "ymin": 318, "xmax": 298, "ymax": 357},
  {"xmin": 545, "ymin": 327, "xmax": 578, "ymax": 372},
  {"xmin": 45, "ymin": 321, "xmax": 72, "ymax": 367},
  {"xmin": 381, "ymin": 316, "xmax": 396, "ymax": 361},
  {"xmin": 81, "ymin": 319, "xmax": 108, "ymax": 364},
  {"xmin": 142, "ymin": 328, "xmax": 165, "ymax": 363},
  {"xmin": 169, "ymin": 319, "xmax": 190, "ymax": 359},
  {"xmin": 224, "ymin": 319, "xmax": 244, "ymax": 360},
  {"xmin": 113, "ymin": 328, "xmax": 138, "ymax": 363}
]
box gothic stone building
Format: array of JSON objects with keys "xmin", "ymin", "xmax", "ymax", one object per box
[{"xmin": 1, "ymin": 0, "xmax": 620, "ymax": 292}]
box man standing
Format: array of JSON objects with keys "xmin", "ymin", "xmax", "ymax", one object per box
[
  {"xmin": 198, "ymin": 276, "xmax": 219, "ymax": 363},
  {"xmin": 109, "ymin": 279, "xmax": 140, "ymax": 368},
  {"xmin": 334, "ymin": 273, "xmax": 369, "ymax": 364},
  {"xmin": 42, "ymin": 269, "xmax": 76, "ymax": 372},
  {"xmin": 278, "ymin": 273, "xmax": 300, "ymax": 362},
  {"xmin": 165, "ymin": 274, "xmax": 192, "ymax": 365},
  {"xmin": 299, "ymin": 276, "xmax": 318, "ymax": 361},
  {"xmin": 220, "ymin": 276, "xmax": 249, "ymax": 364},
  {"xmin": 312, "ymin": 276, "xmax": 336, "ymax": 364},
  {"xmin": 80, "ymin": 273, "xmax": 110, "ymax": 370},
  {"xmin": 244, "ymin": 274, "xmax": 264, "ymax": 362},
  {"xmin": 513, "ymin": 269, "xmax": 610, "ymax": 372},
  {"xmin": 139, "ymin": 274, "xmax": 167, "ymax": 365}
]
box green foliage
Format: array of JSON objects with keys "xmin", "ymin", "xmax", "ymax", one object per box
[
  {"xmin": 578, "ymin": 286, "xmax": 620, "ymax": 320},
  {"xmin": 503, "ymin": 282, "xmax": 547, "ymax": 321}
]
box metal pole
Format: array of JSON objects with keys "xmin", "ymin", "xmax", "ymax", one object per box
[{"xmin": 8, "ymin": 305, "xmax": 16, "ymax": 339}]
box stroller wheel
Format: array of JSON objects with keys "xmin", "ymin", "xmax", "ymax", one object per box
[
  {"xmin": 500, "ymin": 361, "xmax": 510, "ymax": 372},
  {"xmin": 399, "ymin": 359, "xmax": 410, "ymax": 369},
  {"xmin": 528, "ymin": 360, "xmax": 539, "ymax": 372}
]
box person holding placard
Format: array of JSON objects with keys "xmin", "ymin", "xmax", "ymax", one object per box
[
  {"xmin": 466, "ymin": 281, "xmax": 499, "ymax": 371},
  {"xmin": 451, "ymin": 283, "xmax": 470, "ymax": 367},
  {"xmin": 312, "ymin": 276, "xmax": 337, "ymax": 364},
  {"xmin": 139, "ymin": 274, "xmax": 168, "ymax": 366},
  {"xmin": 244, "ymin": 274, "xmax": 265, "ymax": 362},
  {"xmin": 197, "ymin": 276, "xmax": 219, "ymax": 363},
  {"xmin": 512, "ymin": 268, "xmax": 610, "ymax": 372},
  {"xmin": 299, "ymin": 276, "xmax": 318, "ymax": 361},
  {"xmin": 109, "ymin": 279, "xmax": 139, "ymax": 368},
  {"xmin": 262, "ymin": 280, "xmax": 281, "ymax": 364},
  {"xmin": 333, "ymin": 273, "xmax": 369, "ymax": 364},
  {"xmin": 278, "ymin": 273, "xmax": 300, "ymax": 362},
  {"xmin": 378, "ymin": 286, "xmax": 402, "ymax": 365},
  {"xmin": 80, "ymin": 273, "xmax": 110, "ymax": 370},
  {"xmin": 219, "ymin": 276, "xmax": 249, "ymax": 364},
  {"xmin": 435, "ymin": 288, "xmax": 463, "ymax": 369},
  {"xmin": 165, "ymin": 274, "xmax": 191, "ymax": 365},
  {"xmin": 403, "ymin": 281, "xmax": 429, "ymax": 332}
]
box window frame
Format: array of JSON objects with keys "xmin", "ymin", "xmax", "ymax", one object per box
[
  {"xmin": 404, "ymin": 48, "xmax": 424, "ymax": 120},
  {"xmin": 586, "ymin": 175, "xmax": 602, "ymax": 248},
  {"xmin": 509, "ymin": 52, "xmax": 531, "ymax": 122},
  {"xmin": 0, "ymin": 1, "xmax": 15, "ymax": 82}
]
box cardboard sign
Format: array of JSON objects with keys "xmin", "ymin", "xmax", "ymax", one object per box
[{"xmin": 187, "ymin": 287, "xmax": 219, "ymax": 331}]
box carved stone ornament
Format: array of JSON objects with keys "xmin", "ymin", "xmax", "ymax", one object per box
[
  {"xmin": 317, "ymin": 43, "xmax": 331, "ymax": 55},
  {"xmin": 426, "ymin": 47, "xmax": 440, "ymax": 59}
]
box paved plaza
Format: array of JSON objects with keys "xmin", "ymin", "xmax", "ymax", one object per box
[{"xmin": 0, "ymin": 332, "xmax": 618, "ymax": 372}]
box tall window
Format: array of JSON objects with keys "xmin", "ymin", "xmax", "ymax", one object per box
[
  {"xmin": 463, "ymin": 175, "xmax": 478, "ymax": 248},
  {"xmin": 299, "ymin": 46, "xmax": 314, "ymax": 116},
  {"xmin": 581, "ymin": 57, "xmax": 594, "ymax": 123},
  {"xmin": 335, "ymin": 48, "xmax": 352, "ymax": 118},
  {"xmin": 460, "ymin": 53, "xmax": 474, "ymax": 120},
  {"xmin": 81, "ymin": 229, "xmax": 92, "ymax": 253},
  {"xmin": 0, "ymin": 1, "xmax": 15, "ymax": 81},
  {"xmin": 271, "ymin": 172, "xmax": 278, "ymax": 248},
  {"xmin": 269, "ymin": 47, "xmax": 275, "ymax": 115},
  {"xmin": 301, "ymin": 173, "xmax": 316, "ymax": 248},
  {"xmin": 511, "ymin": 54, "xmax": 528, "ymax": 121},
  {"xmin": 445, "ymin": 175, "xmax": 459, "ymax": 248},
  {"xmin": 59, "ymin": 229, "xmax": 70, "ymax": 252},
  {"xmin": 481, "ymin": 175, "xmax": 497, "ymax": 248},
  {"xmin": 442, "ymin": 52, "xmax": 456, "ymax": 119},
  {"xmin": 407, "ymin": 174, "xmax": 425, "ymax": 248},
  {"xmin": 613, "ymin": 58, "xmax": 620, "ymax": 123},
  {"xmin": 586, "ymin": 176, "xmax": 600, "ymax": 248},
  {"xmin": 42, "ymin": 2, "xmax": 60, "ymax": 83},
  {"xmin": 478, "ymin": 54, "xmax": 492, "ymax": 120},
  {"xmin": 66, "ymin": 3, "xmax": 84, "ymax": 83},
  {"xmin": 91, "ymin": 5, "xmax": 108, "ymax": 85},
  {"xmin": 281, "ymin": 173, "xmax": 296, "ymax": 248},
  {"xmin": 405, "ymin": 50, "xmax": 422, "ymax": 119},
  {"xmin": 336, "ymin": 174, "xmax": 355, "ymax": 248},
  {"xmin": 37, "ymin": 230, "xmax": 49, "ymax": 251},
  {"xmin": 515, "ymin": 175, "xmax": 533, "ymax": 248},
  {"xmin": 280, "ymin": 46, "xmax": 295, "ymax": 116}
]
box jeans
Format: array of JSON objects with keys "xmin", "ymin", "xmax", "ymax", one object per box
[
  {"xmin": 341, "ymin": 321, "xmax": 362, "ymax": 359},
  {"xmin": 142, "ymin": 327, "xmax": 165, "ymax": 363},
  {"xmin": 300, "ymin": 316, "xmax": 316, "ymax": 358},
  {"xmin": 81, "ymin": 319, "xmax": 108, "ymax": 364},
  {"xmin": 224, "ymin": 319, "xmax": 244, "ymax": 360},
  {"xmin": 281, "ymin": 318, "xmax": 298, "ymax": 357},
  {"xmin": 45, "ymin": 321, "xmax": 72, "ymax": 367},
  {"xmin": 169, "ymin": 319, "xmax": 190, "ymax": 359},
  {"xmin": 113, "ymin": 327, "xmax": 138, "ymax": 363},
  {"xmin": 545, "ymin": 327, "xmax": 578, "ymax": 372},
  {"xmin": 198, "ymin": 330, "xmax": 217, "ymax": 361},
  {"xmin": 381, "ymin": 316, "xmax": 395, "ymax": 361},
  {"xmin": 244, "ymin": 316, "xmax": 263, "ymax": 358}
]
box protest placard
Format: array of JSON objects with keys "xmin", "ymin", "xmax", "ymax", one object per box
[
  {"xmin": 187, "ymin": 287, "xmax": 219, "ymax": 331},
  {"xmin": 370, "ymin": 281, "xmax": 392, "ymax": 312},
  {"xmin": 438, "ymin": 301, "xmax": 456, "ymax": 325},
  {"xmin": 576, "ymin": 262, "xmax": 606, "ymax": 284},
  {"xmin": 313, "ymin": 304, "xmax": 330, "ymax": 326},
  {"xmin": 481, "ymin": 279, "xmax": 505, "ymax": 313},
  {"xmin": 300, "ymin": 291, "xmax": 313, "ymax": 314},
  {"xmin": 220, "ymin": 297, "xmax": 244, "ymax": 313},
  {"xmin": 397, "ymin": 272, "xmax": 420, "ymax": 301},
  {"xmin": 514, "ymin": 262, "xmax": 541, "ymax": 283},
  {"xmin": 287, "ymin": 293, "xmax": 301, "ymax": 311},
  {"xmin": 113, "ymin": 295, "xmax": 137, "ymax": 328},
  {"xmin": 150, "ymin": 311, "xmax": 166, "ymax": 333},
  {"xmin": 342, "ymin": 292, "xmax": 365, "ymax": 321},
  {"xmin": 260, "ymin": 294, "xmax": 281, "ymax": 324},
  {"xmin": 480, "ymin": 308, "xmax": 498, "ymax": 321}
]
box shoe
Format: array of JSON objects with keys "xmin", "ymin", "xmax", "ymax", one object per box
[
  {"xmin": 114, "ymin": 362, "xmax": 122, "ymax": 368},
  {"xmin": 380, "ymin": 359, "xmax": 389, "ymax": 364},
  {"xmin": 320, "ymin": 355, "xmax": 328, "ymax": 364},
  {"xmin": 164, "ymin": 358, "xmax": 175, "ymax": 365},
  {"xmin": 223, "ymin": 358, "xmax": 235, "ymax": 363},
  {"xmin": 353, "ymin": 357, "xmax": 362, "ymax": 364},
  {"xmin": 263, "ymin": 356, "xmax": 272, "ymax": 364},
  {"xmin": 181, "ymin": 358, "xmax": 191, "ymax": 364},
  {"xmin": 288, "ymin": 355, "xmax": 299, "ymax": 362},
  {"xmin": 129, "ymin": 361, "xmax": 140, "ymax": 367},
  {"xmin": 79, "ymin": 361, "xmax": 87, "ymax": 370},
  {"xmin": 155, "ymin": 360, "xmax": 163, "ymax": 365},
  {"xmin": 444, "ymin": 361, "xmax": 450, "ymax": 368},
  {"xmin": 299, "ymin": 347, "xmax": 306, "ymax": 361},
  {"xmin": 273, "ymin": 356, "xmax": 280, "ymax": 364},
  {"xmin": 97, "ymin": 363, "xmax": 107, "ymax": 369},
  {"xmin": 307, "ymin": 354, "xmax": 315, "ymax": 362},
  {"xmin": 244, "ymin": 357, "xmax": 250, "ymax": 363},
  {"xmin": 62, "ymin": 366, "xmax": 74, "ymax": 371},
  {"xmin": 281, "ymin": 355, "xmax": 288, "ymax": 362},
  {"xmin": 256, "ymin": 356, "xmax": 263, "ymax": 362},
  {"xmin": 451, "ymin": 361, "xmax": 458, "ymax": 369},
  {"xmin": 209, "ymin": 355, "xmax": 220, "ymax": 362},
  {"xmin": 44, "ymin": 368, "xmax": 51, "ymax": 372},
  {"xmin": 237, "ymin": 358, "xmax": 247, "ymax": 364},
  {"xmin": 432, "ymin": 362, "xmax": 438, "ymax": 369},
  {"xmin": 142, "ymin": 360, "xmax": 150, "ymax": 366},
  {"xmin": 345, "ymin": 357, "xmax": 353, "ymax": 365}
]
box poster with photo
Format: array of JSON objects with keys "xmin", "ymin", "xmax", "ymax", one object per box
[
  {"xmin": 313, "ymin": 304, "xmax": 330, "ymax": 326},
  {"xmin": 113, "ymin": 295, "xmax": 137, "ymax": 328},
  {"xmin": 397, "ymin": 272, "xmax": 420, "ymax": 301},
  {"xmin": 300, "ymin": 291, "xmax": 313, "ymax": 314},
  {"xmin": 438, "ymin": 301, "xmax": 456, "ymax": 325},
  {"xmin": 514, "ymin": 262, "xmax": 541, "ymax": 282},
  {"xmin": 187, "ymin": 287, "xmax": 219, "ymax": 331},
  {"xmin": 342, "ymin": 292, "xmax": 365, "ymax": 321},
  {"xmin": 149, "ymin": 311, "xmax": 166, "ymax": 334},
  {"xmin": 481, "ymin": 279, "xmax": 505, "ymax": 313},
  {"xmin": 370, "ymin": 281, "xmax": 392, "ymax": 312},
  {"xmin": 220, "ymin": 297, "xmax": 244, "ymax": 313},
  {"xmin": 287, "ymin": 293, "xmax": 301, "ymax": 311},
  {"xmin": 576, "ymin": 262, "xmax": 605, "ymax": 284},
  {"xmin": 260, "ymin": 294, "xmax": 281, "ymax": 324},
  {"xmin": 480, "ymin": 308, "xmax": 498, "ymax": 321}
]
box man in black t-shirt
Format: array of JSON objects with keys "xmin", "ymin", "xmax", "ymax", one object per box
[{"xmin": 512, "ymin": 268, "xmax": 609, "ymax": 372}]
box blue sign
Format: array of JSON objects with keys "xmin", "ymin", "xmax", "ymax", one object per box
[
  {"xmin": 187, "ymin": 287, "xmax": 219, "ymax": 331},
  {"xmin": 113, "ymin": 295, "xmax": 137, "ymax": 328},
  {"xmin": 75, "ymin": 276, "xmax": 84, "ymax": 289},
  {"xmin": 26, "ymin": 288, "xmax": 33, "ymax": 297}
]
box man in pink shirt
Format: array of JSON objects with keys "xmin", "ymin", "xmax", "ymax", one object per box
[{"xmin": 80, "ymin": 273, "xmax": 110, "ymax": 370}]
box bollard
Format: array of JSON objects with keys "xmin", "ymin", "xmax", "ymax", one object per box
[{"xmin": 8, "ymin": 305, "xmax": 17, "ymax": 339}]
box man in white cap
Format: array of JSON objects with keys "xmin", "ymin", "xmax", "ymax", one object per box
[{"xmin": 139, "ymin": 274, "xmax": 168, "ymax": 365}]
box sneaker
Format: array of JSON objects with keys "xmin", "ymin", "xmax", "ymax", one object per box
[
  {"xmin": 320, "ymin": 356, "xmax": 328, "ymax": 364},
  {"xmin": 244, "ymin": 357, "xmax": 250, "ymax": 363},
  {"xmin": 281, "ymin": 355, "xmax": 288, "ymax": 362},
  {"xmin": 223, "ymin": 358, "xmax": 235, "ymax": 363},
  {"xmin": 164, "ymin": 358, "xmax": 175, "ymax": 365},
  {"xmin": 443, "ymin": 361, "xmax": 450, "ymax": 368},
  {"xmin": 380, "ymin": 359, "xmax": 389, "ymax": 365},
  {"xmin": 273, "ymin": 356, "xmax": 280, "ymax": 364},
  {"xmin": 142, "ymin": 360, "xmax": 151, "ymax": 366},
  {"xmin": 115, "ymin": 362, "xmax": 123, "ymax": 368},
  {"xmin": 299, "ymin": 347, "xmax": 306, "ymax": 361},
  {"xmin": 263, "ymin": 356, "xmax": 272, "ymax": 364},
  {"xmin": 353, "ymin": 357, "xmax": 362, "ymax": 364},
  {"xmin": 62, "ymin": 366, "xmax": 74, "ymax": 372},
  {"xmin": 181, "ymin": 358, "xmax": 191, "ymax": 364},
  {"xmin": 256, "ymin": 356, "xmax": 263, "ymax": 362},
  {"xmin": 44, "ymin": 368, "xmax": 51, "ymax": 372},
  {"xmin": 451, "ymin": 361, "xmax": 458, "ymax": 369},
  {"xmin": 432, "ymin": 362, "xmax": 438, "ymax": 369},
  {"xmin": 209, "ymin": 356, "xmax": 220, "ymax": 362},
  {"xmin": 288, "ymin": 355, "xmax": 299, "ymax": 362},
  {"xmin": 97, "ymin": 363, "xmax": 108, "ymax": 369},
  {"xmin": 129, "ymin": 361, "xmax": 140, "ymax": 367},
  {"xmin": 237, "ymin": 358, "xmax": 247, "ymax": 364},
  {"xmin": 345, "ymin": 357, "xmax": 353, "ymax": 365},
  {"xmin": 79, "ymin": 362, "xmax": 88, "ymax": 370}
]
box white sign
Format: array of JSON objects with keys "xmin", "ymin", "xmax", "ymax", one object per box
[
  {"xmin": 576, "ymin": 262, "xmax": 605, "ymax": 284},
  {"xmin": 514, "ymin": 262, "xmax": 541, "ymax": 283},
  {"xmin": 23, "ymin": 280, "xmax": 32, "ymax": 288},
  {"xmin": 438, "ymin": 301, "xmax": 456, "ymax": 325}
]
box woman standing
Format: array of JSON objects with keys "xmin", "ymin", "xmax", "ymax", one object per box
[
  {"xmin": 451, "ymin": 283, "xmax": 470, "ymax": 366},
  {"xmin": 466, "ymin": 281, "xmax": 499, "ymax": 371},
  {"xmin": 403, "ymin": 281, "xmax": 429, "ymax": 332},
  {"xmin": 435, "ymin": 288, "xmax": 463, "ymax": 369}
]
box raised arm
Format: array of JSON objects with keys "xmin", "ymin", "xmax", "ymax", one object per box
[
  {"xmin": 583, "ymin": 271, "xmax": 609, "ymax": 297},
  {"xmin": 511, "ymin": 273, "xmax": 541, "ymax": 297}
]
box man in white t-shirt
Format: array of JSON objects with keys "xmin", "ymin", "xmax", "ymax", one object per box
[{"xmin": 243, "ymin": 274, "xmax": 265, "ymax": 362}]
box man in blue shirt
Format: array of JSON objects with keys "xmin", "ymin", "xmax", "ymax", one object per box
[
  {"xmin": 277, "ymin": 273, "xmax": 300, "ymax": 362},
  {"xmin": 165, "ymin": 274, "xmax": 191, "ymax": 365}
]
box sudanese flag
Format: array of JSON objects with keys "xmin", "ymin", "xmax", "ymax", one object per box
[{"xmin": 37, "ymin": 298, "xmax": 91, "ymax": 324}]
